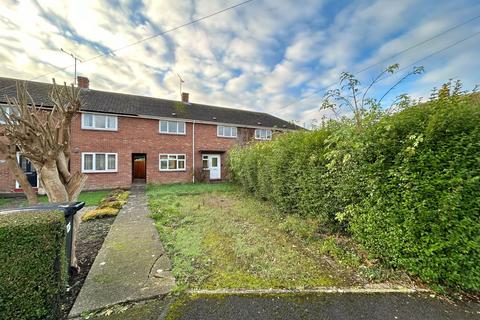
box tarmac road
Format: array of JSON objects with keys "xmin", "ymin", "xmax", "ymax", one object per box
[{"xmin": 167, "ymin": 292, "xmax": 480, "ymax": 320}]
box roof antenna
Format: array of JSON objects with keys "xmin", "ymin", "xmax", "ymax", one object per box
[
  {"xmin": 177, "ymin": 73, "xmax": 184, "ymax": 100},
  {"xmin": 60, "ymin": 48, "xmax": 83, "ymax": 86}
]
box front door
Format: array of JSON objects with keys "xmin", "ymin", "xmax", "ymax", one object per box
[
  {"xmin": 132, "ymin": 154, "xmax": 146, "ymax": 180},
  {"xmin": 16, "ymin": 154, "xmax": 38, "ymax": 188},
  {"xmin": 204, "ymin": 154, "xmax": 221, "ymax": 180}
]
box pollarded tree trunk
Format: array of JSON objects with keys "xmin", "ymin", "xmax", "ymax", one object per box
[
  {"xmin": 1, "ymin": 81, "xmax": 87, "ymax": 271},
  {"xmin": 36, "ymin": 159, "xmax": 70, "ymax": 202}
]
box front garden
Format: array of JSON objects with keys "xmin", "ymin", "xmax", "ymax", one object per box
[{"xmin": 147, "ymin": 183, "xmax": 413, "ymax": 292}]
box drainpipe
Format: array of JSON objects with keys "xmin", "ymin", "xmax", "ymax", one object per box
[{"xmin": 192, "ymin": 120, "xmax": 195, "ymax": 183}]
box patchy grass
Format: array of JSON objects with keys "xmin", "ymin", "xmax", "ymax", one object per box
[
  {"xmin": 0, "ymin": 190, "xmax": 110, "ymax": 209},
  {"xmin": 0, "ymin": 198, "xmax": 13, "ymax": 207},
  {"xmin": 77, "ymin": 190, "xmax": 111, "ymax": 206},
  {"xmin": 38, "ymin": 190, "xmax": 110, "ymax": 206},
  {"xmin": 148, "ymin": 183, "xmax": 408, "ymax": 292}
]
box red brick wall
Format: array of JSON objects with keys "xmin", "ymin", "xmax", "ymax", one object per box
[
  {"xmin": 0, "ymin": 114, "xmax": 275, "ymax": 192},
  {"xmin": 0, "ymin": 152, "xmax": 16, "ymax": 192}
]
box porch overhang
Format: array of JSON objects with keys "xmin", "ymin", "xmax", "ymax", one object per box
[{"xmin": 199, "ymin": 150, "xmax": 226, "ymax": 154}]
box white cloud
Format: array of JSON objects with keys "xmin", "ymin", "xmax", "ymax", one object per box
[{"xmin": 0, "ymin": 0, "xmax": 479, "ymax": 127}]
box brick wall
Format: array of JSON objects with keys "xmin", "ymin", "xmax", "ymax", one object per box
[{"xmin": 0, "ymin": 152, "xmax": 16, "ymax": 192}]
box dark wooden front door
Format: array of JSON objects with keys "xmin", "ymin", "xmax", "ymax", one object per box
[{"xmin": 132, "ymin": 154, "xmax": 146, "ymax": 180}]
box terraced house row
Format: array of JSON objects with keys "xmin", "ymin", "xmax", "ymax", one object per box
[{"xmin": 0, "ymin": 76, "xmax": 298, "ymax": 193}]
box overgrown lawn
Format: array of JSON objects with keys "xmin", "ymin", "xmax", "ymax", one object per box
[{"xmin": 148, "ymin": 183, "xmax": 409, "ymax": 291}]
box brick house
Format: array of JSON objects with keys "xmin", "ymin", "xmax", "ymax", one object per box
[{"xmin": 0, "ymin": 76, "xmax": 298, "ymax": 192}]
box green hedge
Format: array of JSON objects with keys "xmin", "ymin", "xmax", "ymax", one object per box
[
  {"xmin": 0, "ymin": 210, "xmax": 67, "ymax": 319},
  {"xmin": 349, "ymin": 95, "xmax": 480, "ymax": 291},
  {"xmin": 228, "ymin": 93, "xmax": 480, "ymax": 291}
]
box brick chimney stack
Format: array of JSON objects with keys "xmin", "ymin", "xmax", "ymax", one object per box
[
  {"xmin": 181, "ymin": 92, "xmax": 189, "ymax": 103},
  {"xmin": 77, "ymin": 76, "xmax": 89, "ymax": 89}
]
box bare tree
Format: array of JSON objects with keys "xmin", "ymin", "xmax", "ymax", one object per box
[
  {"xmin": 1, "ymin": 80, "xmax": 87, "ymax": 203},
  {"xmin": 321, "ymin": 64, "xmax": 424, "ymax": 131}
]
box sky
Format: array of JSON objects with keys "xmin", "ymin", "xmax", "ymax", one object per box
[{"xmin": 0, "ymin": 0, "xmax": 479, "ymax": 128}]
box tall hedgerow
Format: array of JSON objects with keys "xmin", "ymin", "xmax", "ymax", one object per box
[
  {"xmin": 228, "ymin": 82, "xmax": 480, "ymax": 291},
  {"xmin": 349, "ymin": 86, "xmax": 480, "ymax": 291}
]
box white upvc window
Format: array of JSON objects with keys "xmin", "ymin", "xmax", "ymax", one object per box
[
  {"xmin": 0, "ymin": 106, "xmax": 10, "ymax": 124},
  {"xmin": 82, "ymin": 153, "xmax": 118, "ymax": 173},
  {"xmin": 255, "ymin": 129, "xmax": 272, "ymax": 140},
  {"xmin": 159, "ymin": 120, "xmax": 186, "ymax": 135},
  {"xmin": 81, "ymin": 113, "xmax": 118, "ymax": 131},
  {"xmin": 159, "ymin": 154, "xmax": 186, "ymax": 171},
  {"xmin": 217, "ymin": 125, "xmax": 237, "ymax": 138}
]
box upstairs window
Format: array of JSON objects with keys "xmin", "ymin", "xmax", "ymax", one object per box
[
  {"xmin": 255, "ymin": 129, "xmax": 272, "ymax": 140},
  {"xmin": 217, "ymin": 125, "xmax": 237, "ymax": 138},
  {"xmin": 159, "ymin": 120, "xmax": 186, "ymax": 134},
  {"xmin": 159, "ymin": 154, "xmax": 186, "ymax": 171},
  {"xmin": 82, "ymin": 153, "xmax": 117, "ymax": 173},
  {"xmin": 82, "ymin": 113, "xmax": 117, "ymax": 131}
]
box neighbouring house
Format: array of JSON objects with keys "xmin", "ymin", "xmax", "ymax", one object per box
[{"xmin": 0, "ymin": 76, "xmax": 299, "ymax": 193}]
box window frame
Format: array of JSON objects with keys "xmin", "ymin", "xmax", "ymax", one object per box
[
  {"xmin": 81, "ymin": 152, "xmax": 118, "ymax": 173},
  {"xmin": 159, "ymin": 154, "xmax": 186, "ymax": 172},
  {"xmin": 217, "ymin": 125, "xmax": 237, "ymax": 138},
  {"xmin": 159, "ymin": 120, "xmax": 186, "ymax": 135},
  {"xmin": 255, "ymin": 129, "xmax": 273, "ymax": 140},
  {"xmin": 81, "ymin": 113, "xmax": 118, "ymax": 131}
]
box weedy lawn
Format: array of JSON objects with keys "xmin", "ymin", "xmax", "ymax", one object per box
[{"xmin": 147, "ymin": 183, "xmax": 411, "ymax": 292}]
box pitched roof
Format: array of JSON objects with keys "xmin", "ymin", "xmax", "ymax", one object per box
[{"xmin": 0, "ymin": 77, "xmax": 299, "ymax": 130}]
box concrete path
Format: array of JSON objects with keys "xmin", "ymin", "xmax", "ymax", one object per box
[{"xmin": 69, "ymin": 183, "xmax": 175, "ymax": 318}]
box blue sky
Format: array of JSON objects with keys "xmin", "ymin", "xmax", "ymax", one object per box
[{"xmin": 0, "ymin": 0, "xmax": 479, "ymax": 127}]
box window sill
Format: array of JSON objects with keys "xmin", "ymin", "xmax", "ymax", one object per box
[
  {"xmin": 217, "ymin": 135, "xmax": 237, "ymax": 139},
  {"xmin": 81, "ymin": 127, "xmax": 118, "ymax": 132},
  {"xmin": 159, "ymin": 169, "xmax": 187, "ymax": 172},
  {"xmin": 82, "ymin": 170, "xmax": 118, "ymax": 173},
  {"xmin": 158, "ymin": 132, "xmax": 187, "ymax": 135}
]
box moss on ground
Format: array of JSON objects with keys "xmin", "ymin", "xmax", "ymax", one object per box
[
  {"xmin": 82, "ymin": 191, "xmax": 130, "ymax": 222},
  {"xmin": 146, "ymin": 183, "xmax": 398, "ymax": 293},
  {"xmin": 82, "ymin": 207, "xmax": 119, "ymax": 222}
]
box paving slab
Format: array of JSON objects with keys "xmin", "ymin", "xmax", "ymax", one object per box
[{"xmin": 69, "ymin": 184, "xmax": 175, "ymax": 318}]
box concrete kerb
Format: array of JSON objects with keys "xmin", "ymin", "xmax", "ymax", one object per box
[{"xmin": 187, "ymin": 287, "xmax": 431, "ymax": 296}]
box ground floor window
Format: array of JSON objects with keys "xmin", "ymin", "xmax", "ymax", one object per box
[
  {"xmin": 82, "ymin": 153, "xmax": 117, "ymax": 173},
  {"xmin": 159, "ymin": 154, "xmax": 186, "ymax": 171}
]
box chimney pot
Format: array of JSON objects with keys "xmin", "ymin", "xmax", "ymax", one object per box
[
  {"xmin": 77, "ymin": 76, "xmax": 89, "ymax": 89},
  {"xmin": 181, "ymin": 92, "xmax": 189, "ymax": 103}
]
